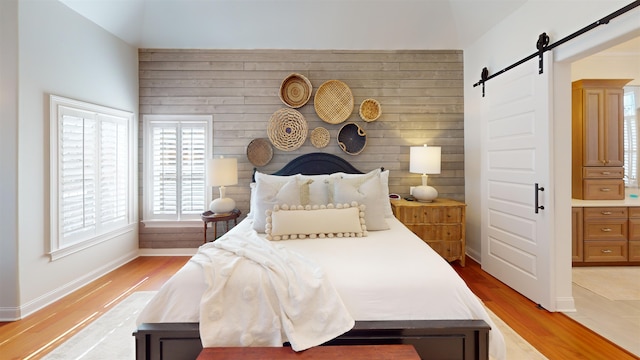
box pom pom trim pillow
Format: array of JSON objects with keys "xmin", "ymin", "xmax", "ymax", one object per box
[{"xmin": 265, "ymin": 202, "xmax": 367, "ymax": 241}]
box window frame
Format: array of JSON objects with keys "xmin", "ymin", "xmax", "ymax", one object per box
[
  {"xmin": 142, "ymin": 114, "xmax": 213, "ymax": 226},
  {"xmin": 49, "ymin": 95, "xmax": 136, "ymax": 261}
]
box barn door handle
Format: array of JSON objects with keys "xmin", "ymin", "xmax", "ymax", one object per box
[{"xmin": 535, "ymin": 183, "xmax": 545, "ymax": 214}]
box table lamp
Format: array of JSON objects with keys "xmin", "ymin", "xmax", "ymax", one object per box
[
  {"xmin": 207, "ymin": 156, "xmax": 238, "ymax": 214},
  {"xmin": 409, "ymin": 145, "xmax": 441, "ymax": 202}
]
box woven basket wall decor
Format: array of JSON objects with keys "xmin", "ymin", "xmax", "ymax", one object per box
[
  {"xmin": 359, "ymin": 98, "xmax": 381, "ymax": 122},
  {"xmin": 246, "ymin": 138, "xmax": 273, "ymax": 167},
  {"xmin": 267, "ymin": 108, "xmax": 308, "ymax": 151},
  {"xmin": 314, "ymin": 80, "xmax": 354, "ymax": 124},
  {"xmin": 279, "ymin": 73, "xmax": 312, "ymax": 108},
  {"xmin": 337, "ymin": 122, "xmax": 367, "ymax": 155},
  {"xmin": 310, "ymin": 127, "xmax": 330, "ymax": 148}
]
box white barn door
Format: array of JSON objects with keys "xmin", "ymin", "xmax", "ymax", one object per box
[{"xmin": 480, "ymin": 56, "xmax": 553, "ymax": 310}]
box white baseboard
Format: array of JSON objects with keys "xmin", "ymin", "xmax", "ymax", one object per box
[
  {"xmin": 10, "ymin": 250, "xmax": 138, "ymax": 321},
  {"xmin": 138, "ymin": 248, "xmax": 197, "ymax": 256}
]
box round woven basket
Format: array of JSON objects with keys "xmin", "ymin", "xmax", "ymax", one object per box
[
  {"xmin": 314, "ymin": 80, "xmax": 354, "ymax": 124},
  {"xmin": 337, "ymin": 122, "xmax": 367, "ymax": 155},
  {"xmin": 267, "ymin": 108, "xmax": 308, "ymax": 151},
  {"xmin": 246, "ymin": 138, "xmax": 273, "ymax": 167},
  {"xmin": 279, "ymin": 73, "xmax": 312, "ymax": 108},
  {"xmin": 359, "ymin": 98, "xmax": 381, "ymax": 122},
  {"xmin": 310, "ymin": 127, "xmax": 330, "ymax": 148}
]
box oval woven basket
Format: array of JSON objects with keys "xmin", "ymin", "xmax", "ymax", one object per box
[
  {"xmin": 337, "ymin": 122, "xmax": 367, "ymax": 155},
  {"xmin": 246, "ymin": 138, "xmax": 273, "ymax": 167},
  {"xmin": 310, "ymin": 127, "xmax": 330, "ymax": 148},
  {"xmin": 279, "ymin": 73, "xmax": 312, "ymax": 108},
  {"xmin": 267, "ymin": 108, "xmax": 308, "ymax": 151},
  {"xmin": 314, "ymin": 80, "xmax": 354, "ymax": 124},
  {"xmin": 359, "ymin": 98, "xmax": 381, "ymax": 122}
]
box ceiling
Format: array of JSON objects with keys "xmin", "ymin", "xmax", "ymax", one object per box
[{"xmin": 57, "ymin": 0, "xmax": 530, "ymax": 49}]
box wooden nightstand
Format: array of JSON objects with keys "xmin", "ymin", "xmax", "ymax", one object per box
[
  {"xmin": 391, "ymin": 198, "xmax": 466, "ymax": 266},
  {"xmin": 201, "ymin": 209, "xmax": 241, "ymax": 243}
]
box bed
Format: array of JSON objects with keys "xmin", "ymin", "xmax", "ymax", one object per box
[{"xmin": 133, "ymin": 152, "xmax": 506, "ymax": 360}]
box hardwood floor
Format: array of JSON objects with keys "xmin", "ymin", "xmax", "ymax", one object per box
[{"xmin": 0, "ymin": 256, "xmax": 637, "ymax": 360}]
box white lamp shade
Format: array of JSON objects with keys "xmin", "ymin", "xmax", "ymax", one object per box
[
  {"xmin": 207, "ymin": 157, "xmax": 238, "ymax": 186},
  {"xmin": 410, "ymin": 145, "xmax": 441, "ymax": 175}
]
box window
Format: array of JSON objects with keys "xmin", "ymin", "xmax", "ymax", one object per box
[
  {"xmin": 143, "ymin": 115, "xmax": 212, "ymax": 223},
  {"xmin": 50, "ymin": 95, "xmax": 135, "ymax": 260},
  {"xmin": 624, "ymin": 87, "xmax": 639, "ymax": 186}
]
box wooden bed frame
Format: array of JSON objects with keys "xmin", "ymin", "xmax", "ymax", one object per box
[{"xmin": 133, "ymin": 152, "xmax": 491, "ymax": 360}]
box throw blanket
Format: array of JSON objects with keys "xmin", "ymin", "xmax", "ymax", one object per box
[{"xmin": 191, "ymin": 228, "xmax": 355, "ymax": 351}]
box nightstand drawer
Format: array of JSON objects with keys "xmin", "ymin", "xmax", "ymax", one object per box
[
  {"xmin": 395, "ymin": 206, "xmax": 462, "ymax": 225},
  {"xmin": 407, "ymin": 224, "xmax": 462, "ymax": 241}
]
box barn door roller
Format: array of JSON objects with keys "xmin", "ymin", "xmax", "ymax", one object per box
[{"xmin": 473, "ymin": 1, "xmax": 640, "ymax": 97}]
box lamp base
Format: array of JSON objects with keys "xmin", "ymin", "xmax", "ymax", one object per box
[
  {"xmin": 210, "ymin": 197, "xmax": 236, "ymax": 214},
  {"xmin": 413, "ymin": 185, "xmax": 438, "ymax": 203}
]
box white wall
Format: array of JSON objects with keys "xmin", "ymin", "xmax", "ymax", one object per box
[
  {"xmin": 0, "ymin": 0, "xmax": 20, "ymax": 319},
  {"xmin": 3, "ymin": 0, "xmax": 139, "ymax": 319},
  {"xmin": 571, "ymin": 51, "xmax": 640, "ymax": 84},
  {"xmin": 464, "ymin": 1, "xmax": 639, "ymax": 311}
]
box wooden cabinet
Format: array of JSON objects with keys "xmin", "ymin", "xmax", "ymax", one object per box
[
  {"xmin": 572, "ymin": 207, "xmax": 583, "ymax": 262},
  {"xmin": 572, "ymin": 79, "xmax": 631, "ymax": 200},
  {"xmin": 572, "ymin": 206, "xmax": 640, "ymax": 265},
  {"xmin": 391, "ymin": 198, "xmax": 466, "ymax": 266}
]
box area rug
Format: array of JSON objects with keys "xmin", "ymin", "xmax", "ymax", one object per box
[
  {"xmin": 42, "ymin": 291, "xmax": 156, "ymax": 360},
  {"xmin": 42, "ymin": 291, "xmax": 544, "ymax": 359},
  {"xmin": 572, "ymin": 266, "xmax": 640, "ymax": 301}
]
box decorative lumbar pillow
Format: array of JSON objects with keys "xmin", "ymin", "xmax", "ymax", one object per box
[{"xmin": 265, "ymin": 202, "xmax": 367, "ymax": 241}]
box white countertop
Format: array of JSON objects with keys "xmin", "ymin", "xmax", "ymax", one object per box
[{"xmin": 572, "ymin": 189, "xmax": 640, "ymax": 207}]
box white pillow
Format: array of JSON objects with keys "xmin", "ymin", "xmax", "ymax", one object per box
[
  {"xmin": 265, "ymin": 202, "xmax": 367, "ymax": 241},
  {"xmin": 333, "ymin": 173, "xmax": 389, "ymax": 230},
  {"xmin": 252, "ymin": 173, "xmax": 303, "ymax": 233},
  {"xmin": 337, "ymin": 169, "xmax": 392, "ymax": 218}
]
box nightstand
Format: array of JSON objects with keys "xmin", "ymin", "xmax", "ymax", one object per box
[
  {"xmin": 201, "ymin": 209, "xmax": 241, "ymax": 243},
  {"xmin": 391, "ymin": 198, "xmax": 466, "ymax": 266}
]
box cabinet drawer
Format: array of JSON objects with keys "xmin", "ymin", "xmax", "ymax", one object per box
[
  {"xmin": 583, "ymin": 207, "xmax": 627, "ymax": 219},
  {"xmin": 629, "ymin": 219, "xmax": 640, "ymax": 241},
  {"xmin": 583, "ymin": 179, "xmax": 625, "ymax": 200},
  {"xmin": 395, "ymin": 206, "xmax": 462, "ymax": 225},
  {"xmin": 583, "ymin": 219, "xmax": 627, "ymax": 241},
  {"xmin": 630, "ymin": 241, "xmax": 640, "ymax": 262},
  {"xmin": 583, "ymin": 166, "xmax": 624, "ymax": 178},
  {"xmin": 629, "ymin": 207, "xmax": 640, "ymax": 218},
  {"xmin": 423, "ymin": 240, "xmax": 462, "ymax": 262},
  {"xmin": 584, "ymin": 241, "xmax": 627, "ymax": 262}
]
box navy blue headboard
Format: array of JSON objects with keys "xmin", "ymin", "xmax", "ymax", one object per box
[{"xmin": 252, "ymin": 152, "xmax": 366, "ymax": 181}]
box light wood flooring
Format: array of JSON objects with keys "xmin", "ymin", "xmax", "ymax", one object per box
[
  {"xmin": 564, "ymin": 267, "xmax": 640, "ymax": 357},
  {"xmin": 0, "ymin": 256, "xmax": 638, "ymax": 360}
]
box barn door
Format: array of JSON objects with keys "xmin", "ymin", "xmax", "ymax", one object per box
[{"xmin": 480, "ymin": 55, "xmax": 554, "ymax": 311}]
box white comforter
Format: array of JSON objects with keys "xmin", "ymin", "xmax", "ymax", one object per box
[
  {"xmin": 137, "ymin": 217, "xmax": 506, "ymax": 360},
  {"xmin": 191, "ymin": 229, "xmax": 354, "ymax": 351}
]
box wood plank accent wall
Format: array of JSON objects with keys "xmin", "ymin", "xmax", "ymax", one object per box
[{"xmin": 138, "ymin": 49, "xmax": 464, "ymax": 248}]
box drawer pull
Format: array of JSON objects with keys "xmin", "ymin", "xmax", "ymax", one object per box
[
  {"xmin": 600, "ymin": 211, "xmax": 612, "ymax": 215},
  {"xmin": 601, "ymin": 171, "xmax": 611, "ymax": 175},
  {"xmin": 601, "ymin": 228, "xmax": 612, "ymax": 232},
  {"xmin": 601, "ymin": 249, "xmax": 613, "ymax": 254},
  {"xmin": 600, "ymin": 188, "xmax": 611, "ymax": 192}
]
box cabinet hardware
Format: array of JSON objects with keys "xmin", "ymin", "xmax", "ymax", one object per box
[
  {"xmin": 601, "ymin": 249, "xmax": 613, "ymax": 254},
  {"xmin": 601, "ymin": 211, "xmax": 612, "ymax": 215},
  {"xmin": 601, "ymin": 228, "xmax": 612, "ymax": 232},
  {"xmin": 600, "ymin": 188, "xmax": 611, "ymax": 192},
  {"xmin": 602, "ymin": 171, "xmax": 610, "ymax": 175}
]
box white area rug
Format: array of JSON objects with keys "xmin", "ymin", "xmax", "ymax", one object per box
[
  {"xmin": 42, "ymin": 291, "xmax": 156, "ymax": 360},
  {"xmin": 43, "ymin": 291, "xmax": 544, "ymax": 359},
  {"xmin": 572, "ymin": 266, "xmax": 640, "ymax": 301}
]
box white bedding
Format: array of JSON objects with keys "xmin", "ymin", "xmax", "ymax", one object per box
[{"xmin": 137, "ymin": 216, "xmax": 506, "ymax": 360}]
